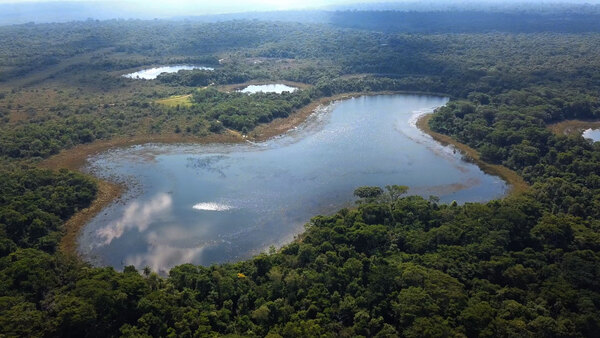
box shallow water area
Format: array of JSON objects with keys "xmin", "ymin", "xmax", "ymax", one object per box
[
  {"xmin": 239, "ymin": 84, "xmax": 297, "ymax": 94},
  {"xmin": 123, "ymin": 65, "xmax": 214, "ymax": 80},
  {"xmin": 79, "ymin": 94, "xmax": 508, "ymax": 273},
  {"xmin": 583, "ymin": 128, "xmax": 600, "ymax": 142}
]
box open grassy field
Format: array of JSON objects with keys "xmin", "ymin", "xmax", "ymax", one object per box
[{"xmin": 155, "ymin": 94, "xmax": 193, "ymax": 107}]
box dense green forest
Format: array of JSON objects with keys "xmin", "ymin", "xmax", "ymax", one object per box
[{"xmin": 1, "ymin": 9, "xmax": 600, "ymax": 337}]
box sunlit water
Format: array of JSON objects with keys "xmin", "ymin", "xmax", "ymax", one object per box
[
  {"xmin": 239, "ymin": 84, "xmax": 297, "ymax": 94},
  {"xmin": 583, "ymin": 128, "xmax": 600, "ymax": 142},
  {"xmin": 123, "ymin": 65, "xmax": 214, "ymax": 80},
  {"xmin": 79, "ymin": 94, "xmax": 508, "ymax": 273}
]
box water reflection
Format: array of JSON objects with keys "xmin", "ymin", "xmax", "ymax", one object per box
[
  {"xmin": 96, "ymin": 193, "xmax": 172, "ymax": 245},
  {"xmin": 583, "ymin": 128, "xmax": 600, "ymax": 142},
  {"xmin": 239, "ymin": 84, "xmax": 297, "ymax": 94},
  {"xmin": 123, "ymin": 65, "xmax": 214, "ymax": 80},
  {"xmin": 79, "ymin": 94, "xmax": 508, "ymax": 272},
  {"xmin": 125, "ymin": 230, "xmax": 206, "ymax": 274}
]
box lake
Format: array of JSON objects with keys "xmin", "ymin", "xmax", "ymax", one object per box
[
  {"xmin": 123, "ymin": 65, "xmax": 214, "ymax": 80},
  {"xmin": 79, "ymin": 94, "xmax": 508, "ymax": 273},
  {"xmin": 239, "ymin": 84, "xmax": 298, "ymax": 94},
  {"xmin": 583, "ymin": 128, "xmax": 600, "ymax": 142}
]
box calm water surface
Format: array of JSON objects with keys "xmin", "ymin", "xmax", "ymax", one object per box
[
  {"xmin": 583, "ymin": 128, "xmax": 600, "ymax": 142},
  {"xmin": 79, "ymin": 94, "xmax": 508, "ymax": 273},
  {"xmin": 240, "ymin": 84, "xmax": 297, "ymax": 94},
  {"xmin": 123, "ymin": 65, "xmax": 214, "ymax": 80}
]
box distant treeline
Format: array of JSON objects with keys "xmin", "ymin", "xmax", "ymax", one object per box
[{"xmin": 329, "ymin": 10, "xmax": 600, "ymax": 33}]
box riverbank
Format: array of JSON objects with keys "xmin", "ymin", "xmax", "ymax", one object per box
[{"xmin": 416, "ymin": 114, "xmax": 529, "ymax": 196}]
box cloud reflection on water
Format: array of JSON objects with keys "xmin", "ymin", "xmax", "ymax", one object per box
[
  {"xmin": 96, "ymin": 193, "xmax": 172, "ymax": 245},
  {"xmin": 126, "ymin": 229, "xmax": 206, "ymax": 274},
  {"xmin": 125, "ymin": 242, "xmax": 205, "ymax": 274}
]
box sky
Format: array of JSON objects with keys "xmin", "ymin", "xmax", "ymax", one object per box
[
  {"xmin": 0, "ymin": 0, "xmax": 371, "ymax": 10},
  {"xmin": 0, "ymin": 0, "xmax": 383, "ymax": 24},
  {"xmin": 0, "ymin": 0, "xmax": 382, "ymax": 16},
  {"xmin": 1, "ymin": 0, "xmax": 598, "ymax": 26}
]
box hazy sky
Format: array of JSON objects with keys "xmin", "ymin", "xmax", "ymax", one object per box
[
  {"xmin": 1, "ymin": 0, "xmax": 599, "ymax": 25},
  {"xmin": 0, "ymin": 0, "xmax": 389, "ymax": 13},
  {"xmin": 0, "ymin": 0, "xmax": 597, "ymax": 9},
  {"xmin": 0, "ymin": 0, "xmax": 369, "ymax": 8}
]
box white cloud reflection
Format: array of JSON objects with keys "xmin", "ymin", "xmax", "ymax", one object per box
[
  {"xmin": 96, "ymin": 193, "xmax": 172, "ymax": 245},
  {"xmin": 125, "ymin": 226, "xmax": 209, "ymax": 273},
  {"xmin": 125, "ymin": 242, "xmax": 205, "ymax": 274}
]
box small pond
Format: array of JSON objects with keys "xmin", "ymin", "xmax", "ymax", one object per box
[
  {"xmin": 123, "ymin": 65, "xmax": 214, "ymax": 80},
  {"xmin": 79, "ymin": 94, "xmax": 508, "ymax": 273},
  {"xmin": 583, "ymin": 128, "xmax": 600, "ymax": 142},
  {"xmin": 239, "ymin": 84, "xmax": 298, "ymax": 94}
]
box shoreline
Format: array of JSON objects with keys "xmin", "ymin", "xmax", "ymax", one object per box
[
  {"xmin": 416, "ymin": 114, "xmax": 529, "ymax": 196},
  {"xmin": 42, "ymin": 91, "xmax": 383, "ymax": 257},
  {"xmin": 43, "ymin": 90, "xmax": 524, "ymax": 257},
  {"xmin": 58, "ymin": 179, "xmax": 122, "ymax": 257}
]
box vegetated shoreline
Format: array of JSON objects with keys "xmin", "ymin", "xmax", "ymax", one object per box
[
  {"xmin": 547, "ymin": 119, "xmax": 600, "ymax": 137},
  {"xmin": 416, "ymin": 114, "xmax": 529, "ymax": 196},
  {"xmin": 41, "ymin": 90, "xmax": 525, "ymax": 258},
  {"xmin": 219, "ymin": 80, "xmax": 312, "ymax": 92}
]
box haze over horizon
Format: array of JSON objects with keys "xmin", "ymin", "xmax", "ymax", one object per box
[{"xmin": 1, "ymin": 0, "xmax": 600, "ymax": 26}]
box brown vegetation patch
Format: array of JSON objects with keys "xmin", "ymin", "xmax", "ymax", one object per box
[{"xmin": 547, "ymin": 119, "xmax": 600, "ymax": 137}]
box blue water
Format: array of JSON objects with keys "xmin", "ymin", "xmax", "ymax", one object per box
[
  {"xmin": 123, "ymin": 65, "xmax": 213, "ymax": 80},
  {"xmin": 79, "ymin": 94, "xmax": 508, "ymax": 273},
  {"xmin": 583, "ymin": 128, "xmax": 600, "ymax": 142},
  {"xmin": 240, "ymin": 84, "xmax": 297, "ymax": 94}
]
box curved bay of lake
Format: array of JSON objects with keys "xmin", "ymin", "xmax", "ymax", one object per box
[{"xmin": 79, "ymin": 94, "xmax": 508, "ymax": 273}]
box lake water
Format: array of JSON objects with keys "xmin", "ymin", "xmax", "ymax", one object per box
[
  {"xmin": 79, "ymin": 94, "xmax": 508, "ymax": 273},
  {"xmin": 240, "ymin": 84, "xmax": 297, "ymax": 94},
  {"xmin": 583, "ymin": 128, "xmax": 600, "ymax": 142},
  {"xmin": 123, "ymin": 65, "xmax": 214, "ymax": 80}
]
